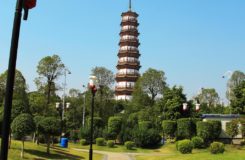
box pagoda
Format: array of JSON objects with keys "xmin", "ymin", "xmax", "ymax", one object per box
[{"xmin": 115, "ymin": 0, "xmax": 141, "ymax": 100}]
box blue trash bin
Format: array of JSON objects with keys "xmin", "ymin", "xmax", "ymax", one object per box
[{"xmin": 60, "ymin": 138, "xmax": 68, "ymax": 148}]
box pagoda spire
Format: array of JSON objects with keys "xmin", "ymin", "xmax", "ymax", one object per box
[{"xmin": 129, "ymin": 0, "xmax": 132, "ymax": 11}]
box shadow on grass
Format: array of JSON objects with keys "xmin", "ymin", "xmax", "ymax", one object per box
[{"xmin": 25, "ymin": 148, "xmax": 85, "ymax": 160}]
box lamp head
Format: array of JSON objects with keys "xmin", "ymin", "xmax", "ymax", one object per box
[
  {"xmin": 55, "ymin": 102, "xmax": 60, "ymax": 109},
  {"xmin": 195, "ymin": 103, "xmax": 200, "ymax": 111},
  {"xmin": 183, "ymin": 103, "xmax": 188, "ymax": 111},
  {"xmin": 66, "ymin": 102, "xmax": 71, "ymax": 109}
]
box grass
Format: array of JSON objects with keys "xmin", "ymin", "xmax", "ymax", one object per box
[
  {"xmin": 136, "ymin": 143, "xmax": 245, "ymax": 160},
  {"xmin": 70, "ymin": 142, "xmax": 154, "ymax": 153},
  {"xmin": 8, "ymin": 140, "xmax": 103, "ymax": 160}
]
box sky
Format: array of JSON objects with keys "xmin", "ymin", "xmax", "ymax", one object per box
[{"xmin": 0, "ymin": 0, "xmax": 245, "ymax": 103}]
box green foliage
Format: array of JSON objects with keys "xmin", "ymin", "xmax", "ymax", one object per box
[
  {"xmin": 230, "ymin": 81, "xmax": 245, "ymax": 114},
  {"xmin": 39, "ymin": 117, "xmax": 60, "ymax": 136},
  {"xmin": 162, "ymin": 120, "xmax": 176, "ymax": 138},
  {"xmin": 196, "ymin": 88, "xmax": 220, "ymax": 107},
  {"xmin": 140, "ymin": 68, "xmax": 166, "ymax": 104},
  {"xmin": 11, "ymin": 113, "xmax": 35, "ymax": 140},
  {"xmin": 160, "ymin": 86, "xmax": 187, "ymax": 120},
  {"xmin": 79, "ymin": 126, "xmax": 90, "ymax": 142},
  {"xmin": 191, "ymin": 136, "xmax": 204, "ymax": 149},
  {"xmin": 96, "ymin": 138, "xmax": 105, "ymax": 146},
  {"xmin": 108, "ymin": 116, "xmax": 122, "ymax": 139},
  {"xmin": 134, "ymin": 127, "xmax": 161, "ymax": 148},
  {"xmin": 208, "ymin": 120, "xmax": 222, "ymax": 139},
  {"xmin": 226, "ymin": 120, "xmax": 239, "ymax": 139},
  {"xmin": 177, "ymin": 139, "xmax": 193, "ymax": 154},
  {"xmin": 80, "ymin": 139, "xmax": 87, "ymax": 146},
  {"xmin": 196, "ymin": 121, "xmax": 213, "ymax": 143},
  {"xmin": 139, "ymin": 121, "xmax": 152, "ymax": 130},
  {"xmin": 107, "ymin": 140, "xmax": 115, "ymax": 148},
  {"xmin": 210, "ymin": 142, "xmax": 225, "ymax": 154},
  {"xmin": 125, "ymin": 141, "xmax": 135, "ymax": 150},
  {"xmin": 177, "ymin": 118, "xmax": 193, "ymax": 140},
  {"xmin": 28, "ymin": 91, "xmax": 46, "ymax": 116}
]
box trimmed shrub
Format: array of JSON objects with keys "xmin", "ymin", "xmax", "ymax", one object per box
[
  {"xmin": 208, "ymin": 120, "xmax": 222, "ymax": 139},
  {"xmin": 96, "ymin": 138, "xmax": 105, "ymax": 146},
  {"xmin": 191, "ymin": 136, "xmax": 204, "ymax": 149},
  {"xmin": 177, "ymin": 139, "xmax": 193, "ymax": 154},
  {"xmin": 162, "ymin": 120, "xmax": 176, "ymax": 139},
  {"xmin": 134, "ymin": 128, "xmax": 162, "ymax": 148},
  {"xmin": 125, "ymin": 141, "xmax": 135, "ymax": 150},
  {"xmin": 210, "ymin": 142, "xmax": 225, "ymax": 154},
  {"xmin": 226, "ymin": 120, "xmax": 239, "ymax": 143},
  {"xmin": 196, "ymin": 121, "xmax": 213, "ymax": 143},
  {"xmin": 80, "ymin": 139, "xmax": 87, "ymax": 146},
  {"xmin": 177, "ymin": 118, "xmax": 193, "ymax": 140},
  {"xmin": 107, "ymin": 140, "xmax": 115, "ymax": 148}
]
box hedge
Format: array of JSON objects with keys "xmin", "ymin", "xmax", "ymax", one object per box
[
  {"xmin": 208, "ymin": 120, "xmax": 222, "ymax": 139},
  {"xmin": 196, "ymin": 121, "xmax": 213, "ymax": 143},
  {"xmin": 162, "ymin": 120, "xmax": 176, "ymax": 138},
  {"xmin": 177, "ymin": 118, "xmax": 193, "ymax": 140},
  {"xmin": 177, "ymin": 139, "xmax": 193, "ymax": 154},
  {"xmin": 210, "ymin": 142, "xmax": 225, "ymax": 154},
  {"xmin": 191, "ymin": 136, "xmax": 204, "ymax": 149}
]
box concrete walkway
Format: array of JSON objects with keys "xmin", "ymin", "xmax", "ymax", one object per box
[{"xmin": 72, "ymin": 148, "xmax": 175, "ymax": 160}]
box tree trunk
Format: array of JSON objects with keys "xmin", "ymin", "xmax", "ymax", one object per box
[
  {"xmin": 21, "ymin": 139, "xmax": 24, "ymax": 158},
  {"xmin": 46, "ymin": 81, "xmax": 52, "ymax": 113},
  {"xmin": 47, "ymin": 135, "xmax": 50, "ymax": 154}
]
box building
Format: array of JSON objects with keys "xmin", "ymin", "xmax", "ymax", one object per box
[{"xmin": 115, "ymin": 1, "xmax": 141, "ymax": 100}]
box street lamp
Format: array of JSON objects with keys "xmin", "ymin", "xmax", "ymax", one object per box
[
  {"xmin": 56, "ymin": 102, "xmax": 70, "ymax": 137},
  {"xmin": 183, "ymin": 103, "xmax": 188, "ymax": 111},
  {"xmin": 1, "ymin": 0, "xmax": 36, "ymax": 159},
  {"xmin": 89, "ymin": 75, "xmax": 98, "ymax": 160}
]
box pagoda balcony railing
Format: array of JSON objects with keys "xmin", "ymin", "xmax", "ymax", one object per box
[
  {"xmin": 118, "ymin": 60, "xmax": 139, "ymax": 64},
  {"xmin": 119, "ymin": 48, "xmax": 138, "ymax": 52},
  {"xmin": 121, "ymin": 19, "xmax": 138, "ymax": 23},
  {"xmin": 116, "ymin": 86, "xmax": 134, "ymax": 90},
  {"xmin": 120, "ymin": 38, "xmax": 138, "ymax": 42},
  {"xmin": 116, "ymin": 72, "xmax": 140, "ymax": 77}
]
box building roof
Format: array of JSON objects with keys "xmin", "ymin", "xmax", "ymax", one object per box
[{"xmin": 202, "ymin": 114, "xmax": 240, "ymax": 119}]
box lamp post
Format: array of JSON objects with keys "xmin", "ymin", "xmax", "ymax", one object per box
[
  {"xmin": 0, "ymin": 0, "xmax": 36, "ymax": 159},
  {"xmin": 89, "ymin": 75, "xmax": 98, "ymax": 160},
  {"xmin": 56, "ymin": 102, "xmax": 71, "ymax": 137}
]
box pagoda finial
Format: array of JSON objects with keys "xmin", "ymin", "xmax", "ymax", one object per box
[{"xmin": 129, "ymin": 0, "xmax": 132, "ymax": 11}]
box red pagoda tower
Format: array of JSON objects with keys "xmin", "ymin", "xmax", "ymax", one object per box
[{"xmin": 115, "ymin": 0, "xmax": 141, "ymax": 100}]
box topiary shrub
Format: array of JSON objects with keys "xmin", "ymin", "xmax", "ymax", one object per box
[
  {"xmin": 162, "ymin": 120, "xmax": 176, "ymax": 139},
  {"xmin": 208, "ymin": 120, "xmax": 222, "ymax": 139},
  {"xmin": 80, "ymin": 139, "xmax": 87, "ymax": 146},
  {"xmin": 107, "ymin": 140, "xmax": 115, "ymax": 148},
  {"xmin": 96, "ymin": 138, "xmax": 105, "ymax": 146},
  {"xmin": 210, "ymin": 142, "xmax": 225, "ymax": 154},
  {"xmin": 196, "ymin": 121, "xmax": 213, "ymax": 143},
  {"xmin": 177, "ymin": 118, "xmax": 193, "ymax": 140},
  {"xmin": 191, "ymin": 136, "xmax": 204, "ymax": 149},
  {"xmin": 177, "ymin": 139, "xmax": 193, "ymax": 154},
  {"xmin": 125, "ymin": 141, "xmax": 135, "ymax": 150}
]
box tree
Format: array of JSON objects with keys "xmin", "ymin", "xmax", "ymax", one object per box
[
  {"xmin": 28, "ymin": 91, "xmax": 46, "ymax": 116},
  {"xmin": 35, "ymin": 55, "xmax": 65, "ymax": 113},
  {"xmin": 69, "ymin": 88, "xmax": 81, "ymax": 98},
  {"xmin": 230, "ymin": 81, "xmax": 245, "ymax": 114},
  {"xmin": 159, "ymin": 86, "xmax": 187, "ymax": 120},
  {"xmin": 39, "ymin": 117, "xmax": 60, "ymax": 154},
  {"xmin": 196, "ymin": 88, "xmax": 220, "ymax": 107},
  {"xmin": 226, "ymin": 120, "xmax": 239, "ymax": 144},
  {"xmin": 140, "ymin": 68, "xmax": 166, "ymax": 104},
  {"xmin": 91, "ymin": 67, "xmax": 114, "ymax": 88},
  {"xmin": 108, "ymin": 116, "xmax": 122, "ymax": 140},
  {"xmin": 11, "ymin": 114, "xmax": 35, "ymax": 158},
  {"xmin": 227, "ymin": 71, "xmax": 245, "ymax": 101}
]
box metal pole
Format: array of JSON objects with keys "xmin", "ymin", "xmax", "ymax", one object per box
[
  {"xmin": 62, "ymin": 69, "xmax": 66, "ymax": 135},
  {"xmin": 89, "ymin": 91, "xmax": 95, "ymax": 160},
  {"xmin": 1, "ymin": 0, "xmax": 24, "ymax": 159}
]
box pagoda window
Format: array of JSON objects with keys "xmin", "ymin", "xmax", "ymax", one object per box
[{"xmin": 122, "ymin": 25, "xmax": 137, "ymax": 31}]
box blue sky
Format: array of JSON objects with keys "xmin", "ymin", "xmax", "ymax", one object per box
[{"xmin": 1, "ymin": 0, "xmax": 245, "ymax": 102}]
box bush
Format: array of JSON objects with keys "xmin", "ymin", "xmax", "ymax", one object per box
[
  {"xmin": 208, "ymin": 120, "xmax": 222, "ymax": 139},
  {"xmin": 80, "ymin": 139, "xmax": 87, "ymax": 146},
  {"xmin": 162, "ymin": 120, "xmax": 176, "ymax": 139},
  {"xmin": 196, "ymin": 121, "xmax": 213, "ymax": 143},
  {"xmin": 125, "ymin": 141, "xmax": 135, "ymax": 150},
  {"xmin": 177, "ymin": 118, "xmax": 193, "ymax": 140},
  {"xmin": 96, "ymin": 138, "xmax": 105, "ymax": 146},
  {"xmin": 191, "ymin": 136, "xmax": 204, "ymax": 149},
  {"xmin": 107, "ymin": 140, "xmax": 115, "ymax": 148},
  {"xmin": 134, "ymin": 128, "xmax": 162, "ymax": 148},
  {"xmin": 226, "ymin": 120, "xmax": 239, "ymax": 142},
  {"xmin": 210, "ymin": 142, "xmax": 225, "ymax": 154},
  {"xmin": 177, "ymin": 139, "xmax": 193, "ymax": 154}
]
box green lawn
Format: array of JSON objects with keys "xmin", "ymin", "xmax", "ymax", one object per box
[
  {"xmin": 136, "ymin": 143, "xmax": 245, "ymax": 160},
  {"xmin": 70, "ymin": 142, "xmax": 153, "ymax": 153},
  {"xmin": 8, "ymin": 140, "xmax": 103, "ymax": 160}
]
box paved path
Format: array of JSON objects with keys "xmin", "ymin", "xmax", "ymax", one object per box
[{"xmin": 72, "ymin": 148, "xmax": 175, "ymax": 160}]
